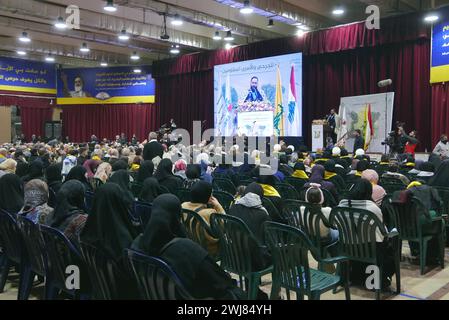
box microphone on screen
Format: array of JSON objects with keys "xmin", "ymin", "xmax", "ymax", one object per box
[{"xmin": 377, "ymin": 79, "xmax": 393, "ymax": 87}]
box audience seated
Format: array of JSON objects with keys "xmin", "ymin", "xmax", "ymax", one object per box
[
  {"xmin": 382, "ymin": 163, "xmax": 410, "ymax": 185},
  {"xmin": 0, "ymin": 173, "xmax": 24, "ymax": 214},
  {"xmin": 18, "ymin": 179, "xmax": 53, "ymax": 224},
  {"xmin": 304, "ymin": 164, "xmax": 338, "ymax": 201},
  {"xmin": 132, "ymin": 194, "xmax": 243, "ymax": 299},
  {"xmin": 153, "ymin": 158, "xmax": 182, "ymax": 193},
  {"xmin": 181, "ymin": 181, "xmax": 225, "ymax": 256},
  {"xmin": 429, "ymin": 160, "xmax": 449, "ymax": 187},
  {"xmin": 361, "ymin": 169, "xmax": 387, "ymax": 206},
  {"xmin": 138, "ymin": 177, "xmax": 168, "ymax": 203},
  {"xmin": 47, "ymin": 180, "xmax": 87, "ymax": 245}
]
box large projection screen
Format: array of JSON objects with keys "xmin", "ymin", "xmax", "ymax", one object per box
[{"xmin": 214, "ymin": 53, "xmax": 302, "ymax": 137}]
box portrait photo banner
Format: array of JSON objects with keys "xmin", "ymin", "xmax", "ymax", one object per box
[
  {"xmin": 0, "ymin": 57, "xmax": 56, "ymax": 94},
  {"xmin": 56, "ymin": 65, "xmax": 155, "ymax": 105}
]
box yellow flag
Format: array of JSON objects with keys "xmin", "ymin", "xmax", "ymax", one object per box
[{"xmin": 274, "ymin": 65, "xmax": 284, "ymax": 136}]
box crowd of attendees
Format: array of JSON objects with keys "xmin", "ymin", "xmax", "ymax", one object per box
[{"xmin": 1, "ymin": 131, "xmax": 449, "ymax": 299}]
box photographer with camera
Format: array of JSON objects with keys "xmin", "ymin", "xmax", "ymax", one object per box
[{"xmin": 382, "ymin": 122, "xmax": 418, "ymax": 161}]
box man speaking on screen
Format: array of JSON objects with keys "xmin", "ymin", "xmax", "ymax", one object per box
[{"xmin": 244, "ymin": 76, "xmax": 264, "ymax": 102}]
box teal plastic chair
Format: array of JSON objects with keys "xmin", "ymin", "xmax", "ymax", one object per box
[
  {"xmin": 212, "ymin": 191, "xmax": 234, "ymax": 213},
  {"xmin": 180, "ymin": 209, "xmax": 218, "ymax": 260},
  {"xmin": 264, "ymin": 222, "xmax": 350, "ymax": 300},
  {"xmin": 210, "ymin": 214, "xmax": 272, "ymax": 300},
  {"xmin": 275, "ymin": 183, "xmax": 300, "ymax": 200},
  {"xmin": 433, "ymin": 186, "xmax": 449, "ymax": 245},
  {"xmin": 282, "ymin": 200, "xmax": 338, "ymax": 270},
  {"xmin": 284, "ymin": 177, "xmax": 308, "ymax": 194},
  {"xmin": 213, "ymin": 178, "xmax": 237, "ymax": 195},
  {"xmin": 390, "ymin": 197, "xmax": 445, "ymax": 275},
  {"xmin": 329, "ymin": 207, "xmax": 401, "ymax": 300}
]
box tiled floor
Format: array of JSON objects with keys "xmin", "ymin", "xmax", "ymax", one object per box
[{"xmin": 1, "ymin": 242, "xmax": 449, "ymax": 300}]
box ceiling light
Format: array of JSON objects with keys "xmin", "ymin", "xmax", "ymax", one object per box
[
  {"xmin": 100, "ymin": 61, "xmax": 108, "ymax": 67},
  {"xmin": 133, "ymin": 68, "xmax": 142, "ymax": 73},
  {"xmin": 80, "ymin": 42, "xmax": 90, "ymax": 53},
  {"xmin": 104, "ymin": 0, "xmax": 117, "ymax": 12},
  {"xmin": 213, "ymin": 31, "xmax": 222, "ymax": 41},
  {"xmin": 130, "ymin": 51, "xmax": 140, "ymax": 60},
  {"xmin": 224, "ymin": 30, "xmax": 234, "ymax": 41},
  {"xmin": 118, "ymin": 29, "xmax": 130, "ymax": 40},
  {"xmin": 16, "ymin": 50, "xmax": 26, "ymax": 56},
  {"xmin": 240, "ymin": 0, "xmax": 253, "ymax": 14},
  {"xmin": 170, "ymin": 45, "xmax": 180, "ymax": 54},
  {"xmin": 267, "ymin": 19, "xmax": 274, "ymax": 28},
  {"xmin": 19, "ymin": 31, "xmax": 31, "ymax": 43},
  {"xmin": 225, "ymin": 43, "xmax": 233, "ymax": 50},
  {"xmin": 297, "ymin": 25, "xmax": 309, "ymax": 31},
  {"xmin": 332, "ymin": 8, "xmax": 345, "ymax": 15},
  {"xmin": 424, "ymin": 14, "xmax": 439, "ymax": 22},
  {"xmin": 296, "ymin": 29, "xmax": 305, "ymax": 37},
  {"xmin": 54, "ymin": 16, "xmax": 67, "ymax": 29},
  {"xmin": 45, "ymin": 55, "xmax": 55, "ymax": 62},
  {"xmin": 171, "ymin": 14, "xmax": 183, "ymax": 26}
]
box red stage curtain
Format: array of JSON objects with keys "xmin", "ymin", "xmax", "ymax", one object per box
[
  {"xmin": 61, "ymin": 104, "xmax": 159, "ymax": 143},
  {"xmin": 153, "ymin": 13, "xmax": 429, "ymax": 77},
  {"xmin": 0, "ymin": 91, "xmax": 54, "ymax": 140},
  {"xmin": 431, "ymin": 83, "xmax": 449, "ymax": 149}
]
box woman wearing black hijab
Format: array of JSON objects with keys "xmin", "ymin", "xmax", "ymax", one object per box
[
  {"xmin": 429, "ymin": 160, "xmax": 449, "ymax": 187},
  {"xmin": 111, "ymin": 160, "xmax": 128, "ymax": 172},
  {"xmin": 109, "ymin": 169, "xmax": 134, "ymax": 205},
  {"xmin": 46, "ymin": 163, "xmax": 63, "ymax": 208},
  {"xmin": 138, "ymin": 177, "xmax": 168, "ymax": 203},
  {"xmin": 15, "ymin": 162, "xmax": 30, "ymax": 178},
  {"xmin": 136, "ymin": 160, "xmax": 154, "ymax": 183},
  {"xmin": 80, "ymin": 183, "xmax": 140, "ymax": 299},
  {"xmin": 183, "ymin": 164, "xmax": 201, "ymax": 189},
  {"xmin": 22, "ymin": 160, "xmax": 45, "ymax": 183},
  {"xmin": 131, "ymin": 194, "xmax": 242, "ymax": 300},
  {"xmin": 65, "ymin": 165, "xmax": 92, "ymax": 192},
  {"xmin": 0, "ymin": 173, "xmax": 24, "ymax": 214},
  {"xmin": 153, "ymin": 158, "xmax": 182, "ymax": 193},
  {"xmin": 48, "ymin": 180, "xmax": 87, "ymax": 245},
  {"xmin": 81, "ymin": 183, "xmax": 139, "ymax": 261}
]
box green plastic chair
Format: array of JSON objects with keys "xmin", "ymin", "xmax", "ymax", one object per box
[
  {"xmin": 275, "ymin": 183, "xmax": 300, "ymax": 200},
  {"xmin": 282, "ymin": 200, "xmax": 338, "ymax": 270},
  {"xmin": 175, "ymin": 188, "xmax": 191, "ymax": 203},
  {"xmin": 213, "ymin": 178, "xmax": 237, "ymax": 195},
  {"xmin": 329, "ymin": 206, "xmax": 401, "ymax": 300},
  {"xmin": 381, "ymin": 183, "xmax": 406, "ymax": 195},
  {"xmin": 264, "ymin": 222, "xmax": 350, "ymax": 300},
  {"xmin": 433, "ymin": 186, "xmax": 449, "ymax": 245},
  {"xmin": 180, "ymin": 209, "xmax": 218, "ymax": 260},
  {"xmin": 212, "ymin": 191, "xmax": 234, "ymax": 213},
  {"xmin": 389, "ymin": 197, "xmax": 445, "ymax": 275},
  {"xmin": 262, "ymin": 197, "xmax": 284, "ymax": 224},
  {"xmin": 210, "ymin": 214, "xmax": 273, "ymax": 300},
  {"xmin": 284, "ymin": 177, "xmax": 308, "ymax": 194}
]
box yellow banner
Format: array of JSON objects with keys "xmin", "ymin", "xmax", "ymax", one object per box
[
  {"xmin": 430, "ymin": 64, "xmax": 449, "ymax": 84},
  {"xmin": 0, "ymin": 85, "xmax": 56, "ymax": 94},
  {"xmin": 57, "ymin": 95, "xmax": 155, "ymax": 105}
]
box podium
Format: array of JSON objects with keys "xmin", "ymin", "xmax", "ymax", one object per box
[{"xmin": 311, "ymin": 120, "xmax": 332, "ymax": 152}]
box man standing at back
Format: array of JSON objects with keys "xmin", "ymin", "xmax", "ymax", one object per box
[
  {"xmin": 353, "ymin": 129, "xmax": 365, "ymax": 156},
  {"xmin": 143, "ymin": 132, "xmax": 164, "ymax": 162}
]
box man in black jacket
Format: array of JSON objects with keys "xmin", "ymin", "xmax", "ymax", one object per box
[
  {"xmin": 353, "ymin": 129, "xmax": 365, "ymax": 155},
  {"xmin": 143, "ymin": 132, "xmax": 164, "ymax": 161}
]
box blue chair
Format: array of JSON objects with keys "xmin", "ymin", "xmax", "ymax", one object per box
[
  {"xmin": 16, "ymin": 216, "xmax": 47, "ymax": 300},
  {"xmin": 133, "ymin": 201, "xmax": 152, "ymax": 228},
  {"xmin": 0, "ymin": 209, "xmax": 31, "ymax": 299},
  {"xmin": 80, "ymin": 242, "xmax": 122, "ymax": 300},
  {"xmin": 40, "ymin": 225, "xmax": 90, "ymax": 300},
  {"xmin": 126, "ymin": 249, "xmax": 194, "ymax": 300},
  {"xmin": 85, "ymin": 191, "xmax": 95, "ymax": 213}
]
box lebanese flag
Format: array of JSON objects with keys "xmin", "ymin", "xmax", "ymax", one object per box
[
  {"xmin": 286, "ymin": 64, "xmax": 301, "ymax": 136},
  {"xmin": 364, "ymin": 104, "xmax": 374, "ymax": 150}
]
